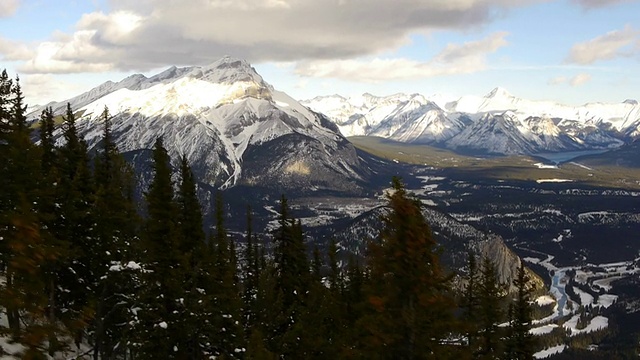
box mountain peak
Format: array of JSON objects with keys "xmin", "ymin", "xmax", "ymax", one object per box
[
  {"xmin": 486, "ymin": 86, "xmax": 512, "ymax": 98},
  {"xmin": 194, "ymin": 56, "xmax": 264, "ymax": 85}
]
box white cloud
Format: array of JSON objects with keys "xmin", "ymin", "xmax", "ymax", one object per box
[
  {"xmin": 19, "ymin": 38, "xmax": 113, "ymax": 74},
  {"xmin": 294, "ymin": 32, "xmax": 509, "ymax": 82},
  {"xmin": 0, "ymin": 0, "xmax": 19, "ymax": 18},
  {"xmin": 21, "ymin": 74, "xmax": 88, "ymax": 105},
  {"xmin": 0, "ymin": 37, "xmax": 33, "ymax": 61},
  {"xmin": 571, "ymin": 0, "xmax": 635, "ymax": 9},
  {"xmin": 570, "ymin": 73, "xmax": 592, "ymax": 86},
  {"xmin": 17, "ymin": 0, "xmax": 535, "ymax": 73},
  {"xmin": 566, "ymin": 25, "xmax": 640, "ymax": 64},
  {"xmin": 547, "ymin": 73, "xmax": 592, "ymax": 87}
]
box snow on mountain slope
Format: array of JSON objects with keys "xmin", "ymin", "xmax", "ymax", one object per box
[
  {"xmin": 36, "ymin": 56, "xmax": 366, "ymax": 192},
  {"xmin": 370, "ymin": 102, "xmax": 464, "ymax": 144},
  {"xmin": 305, "ymin": 88, "xmax": 640, "ymax": 155},
  {"xmin": 301, "ymin": 93, "xmax": 464, "ymax": 144},
  {"xmin": 447, "ymin": 111, "xmax": 540, "ymax": 154}
]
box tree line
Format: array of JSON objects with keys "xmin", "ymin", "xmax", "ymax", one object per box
[{"xmin": 1, "ymin": 71, "xmax": 537, "ymax": 359}]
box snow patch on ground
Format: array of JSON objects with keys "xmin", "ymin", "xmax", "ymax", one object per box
[
  {"xmin": 421, "ymin": 199, "xmax": 437, "ymax": 206},
  {"xmin": 573, "ymin": 287, "xmax": 594, "ymax": 306},
  {"xmin": 597, "ymin": 294, "xmax": 618, "ymax": 308},
  {"xmin": 536, "ymin": 179, "xmax": 573, "ymax": 183},
  {"xmin": 416, "ymin": 175, "xmax": 446, "ymax": 182},
  {"xmin": 563, "ymin": 315, "xmax": 608, "ymax": 336},
  {"xmin": 530, "ymin": 323, "xmax": 559, "ymax": 335},
  {"xmin": 524, "ymin": 256, "xmax": 541, "ymax": 264},
  {"xmin": 534, "ymin": 163, "xmax": 558, "ymax": 169},
  {"xmin": 534, "ymin": 344, "xmax": 566, "ymax": 359},
  {"xmin": 535, "ymin": 295, "xmax": 556, "ymax": 306},
  {"xmin": 570, "ymin": 162, "xmax": 593, "ymax": 170}
]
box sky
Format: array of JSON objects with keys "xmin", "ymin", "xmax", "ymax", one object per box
[{"xmin": 0, "ymin": 0, "xmax": 639, "ymax": 106}]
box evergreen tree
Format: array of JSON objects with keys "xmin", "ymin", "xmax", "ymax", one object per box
[
  {"xmin": 0, "ymin": 69, "xmax": 12, "ymax": 138},
  {"xmin": 206, "ymin": 192, "xmax": 244, "ymax": 358},
  {"xmin": 359, "ymin": 177, "xmax": 457, "ymax": 360},
  {"xmin": 243, "ymin": 205, "xmax": 261, "ymax": 336},
  {"xmin": 0, "ymin": 75, "xmax": 44, "ymax": 338},
  {"xmin": 250, "ymin": 236, "xmax": 285, "ymax": 357},
  {"xmin": 461, "ymin": 252, "xmax": 481, "ymax": 356},
  {"xmin": 91, "ymin": 107, "xmax": 140, "ymax": 359},
  {"xmin": 134, "ymin": 137, "xmax": 181, "ymax": 358},
  {"xmin": 0, "ymin": 70, "xmax": 12, "ymax": 273},
  {"xmin": 0, "ymin": 205, "xmax": 68, "ymax": 357},
  {"xmin": 505, "ymin": 262, "xmax": 536, "ymax": 360},
  {"xmin": 477, "ymin": 257, "xmax": 507, "ymax": 360},
  {"xmin": 273, "ymin": 196, "xmax": 309, "ymax": 309},
  {"xmin": 271, "ymin": 196, "xmax": 309, "ymax": 356},
  {"xmin": 54, "ymin": 102, "xmax": 94, "ymax": 346},
  {"xmin": 341, "ymin": 255, "xmax": 366, "ymax": 358},
  {"xmin": 38, "ymin": 107, "xmax": 56, "ymax": 173}
]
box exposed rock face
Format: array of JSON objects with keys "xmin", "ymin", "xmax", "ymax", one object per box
[
  {"xmin": 331, "ymin": 205, "xmax": 544, "ymax": 290},
  {"xmin": 480, "ymin": 235, "xmax": 545, "ymax": 291}
]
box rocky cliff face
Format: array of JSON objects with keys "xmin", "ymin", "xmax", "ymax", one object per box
[
  {"xmin": 331, "ymin": 205, "xmax": 544, "ymax": 290},
  {"xmin": 480, "ymin": 235, "xmax": 545, "ymax": 291}
]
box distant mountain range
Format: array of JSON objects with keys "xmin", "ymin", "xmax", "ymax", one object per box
[{"xmin": 302, "ymin": 89, "xmax": 640, "ymax": 155}]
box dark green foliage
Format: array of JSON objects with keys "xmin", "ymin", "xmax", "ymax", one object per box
[
  {"xmin": 0, "ymin": 72, "xmax": 68, "ymax": 357},
  {"xmin": 53, "ymin": 102, "xmax": 94, "ymax": 345},
  {"xmin": 476, "ymin": 257, "xmax": 507, "ymax": 359},
  {"xmin": 461, "ymin": 252, "xmax": 481, "ymax": 356},
  {"xmin": 505, "ymin": 262, "xmax": 536, "ymax": 360},
  {"xmin": 358, "ymin": 177, "xmax": 457, "ymax": 360},
  {"xmin": 90, "ymin": 107, "xmax": 140, "ymax": 359},
  {"xmin": 133, "ymin": 137, "xmax": 181, "ymax": 357},
  {"xmin": 243, "ymin": 205, "xmax": 261, "ymax": 335},
  {"xmin": 205, "ymin": 192, "xmax": 244, "ymax": 358},
  {"xmin": 38, "ymin": 107, "xmax": 56, "ymax": 173},
  {"xmin": 270, "ymin": 195, "xmax": 310, "ymax": 356}
]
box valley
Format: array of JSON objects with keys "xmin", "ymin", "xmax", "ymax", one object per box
[{"xmin": 252, "ymin": 138, "xmax": 640, "ymax": 357}]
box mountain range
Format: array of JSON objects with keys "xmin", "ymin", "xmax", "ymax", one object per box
[
  {"xmin": 32, "ymin": 57, "xmax": 367, "ymax": 195},
  {"xmin": 302, "ymin": 89, "xmax": 640, "ymax": 155}
]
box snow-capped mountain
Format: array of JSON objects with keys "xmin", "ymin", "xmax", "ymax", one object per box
[
  {"xmin": 303, "ymin": 88, "xmax": 639, "ymax": 155},
  {"xmin": 33, "ymin": 56, "xmax": 367, "ymax": 193}
]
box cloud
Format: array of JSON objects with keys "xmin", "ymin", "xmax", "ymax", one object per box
[
  {"xmin": 20, "ymin": 74, "xmax": 89, "ymax": 105},
  {"xmin": 0, "ymin": 0, "xmax": 19, "ymax": 18},
  {"xmin": 571, "ymin": 0, "xmax": 635, "ymax": 9},
  {"xmin": 547, "ymin": 73, "xmax": 592, "ymax": 87},
  {"xmin": 0, "ymin": 37, "xmax": 33, "ymax": 61},
  {"xmin": 569, "ymin": 73, "xmax": 592, "ymax": 86},
  {"xmin": 294, "ymin": 32, "xmax": 509, "ymax": 82},
  {"xmin": 17, "ymin": 0, "xmax": 536, "ymax": 73},
  {"xmin": 566, "ymin": 25, "xmax": 640, "ymax": 64},
  {"xmin": 19, "ymin": 38, "xmax": 114, "ymax": 74}
]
